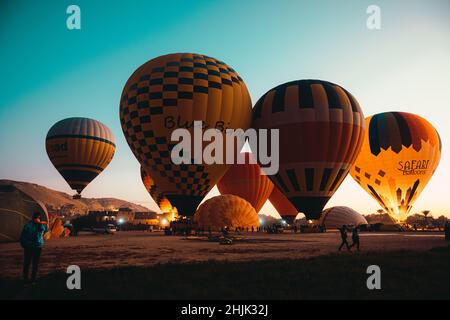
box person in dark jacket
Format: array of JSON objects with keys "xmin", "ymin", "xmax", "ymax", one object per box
[
  {"xmin": 349, "ymin": 226, "xmax": 360, "ymax": 251},
  {"xmin": 338, "ymin": 225, "xmax": 351, "ymax": 251},
  {"xmin": 20, "ymin": 212, "xmax": 48, "ymax": 284},
  {"xmin": 445, "ymin": 221, "xmax": 449, "ymax": 241}
]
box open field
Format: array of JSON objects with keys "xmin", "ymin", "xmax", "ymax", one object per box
[
  {"xmin": 1, "ymin": 231, "xmax": 449, "ymax": 299},
  {"xmin": 0, "ymin": 230, "xmax": 447, "ymax": 279}
]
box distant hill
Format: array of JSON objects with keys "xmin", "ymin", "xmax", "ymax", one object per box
[{"xmin": 0, "ymin": 180, "xmax": 150, "ymax": 216}]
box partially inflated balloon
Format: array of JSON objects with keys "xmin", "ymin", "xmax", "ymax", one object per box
[
  {"xmin": 140, "ymin": 166, "xmax": 175, "ymax": 213},
  {"xmin": 269, "ymin": 186, "xmax": 298, "ymax": 224},
  {"xmin": 217, "ymin": 153, "xmax": 274, "ymax": 212},
  {"xmin": 252, "ymin": 80, "xmax": 365, "ymax": 219},
  {"xmin": 46, "ymin": 117, "xmax": 115, "ymax": 197},
  {"xmin": 120, "ymin": 53, "xmax": 252, "ymax": 216},
  {"xmin": 350, "ymin": 112, "xmax": 441, "ymax": 222},
  {"xmin": 195, "ymin": 194, "xmax": 259, "ymax": 231}
]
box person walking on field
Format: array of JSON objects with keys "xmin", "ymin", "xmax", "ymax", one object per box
[
  {"xmin": 349, "ymin": 226, "xmax": 360, "ymax": 251},
  {"xmin": 20, "ymin": 212, "xmax": 48, "ymax": 285},
  {"xmin": 338, "ymin": 225, "xmax": 350, "ymax": 251}
]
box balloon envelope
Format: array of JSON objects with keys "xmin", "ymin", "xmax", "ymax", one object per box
[
  {"xmin": 217, "ymin": 153, "xmax": 274, "ymax": 212},
  {"xmin": 0, "ymin": 184, "xmax": 49, "ymax": 242},
  {"xmin": 195, "ymin": 194, "xmax": 259, "ymax": 231},
  {"xmin": 252, "ymin": 80, "xmax": 365, "ymax": 219},
  {"xmin": 350, "ymin": 112, "xmax": 441, "ymax": 222},
  {"xmin": 46, "ymin": 117, "xmax": 115, "ymax": 196},
  {"xmin": 140, "ymin": 166, "xmax": 176, "ymax": 214},
  {"xmin": 120, "ymin": 53, "xmax": 252, "ymax": 216},
  {"xmin": 319, "ymin": 206, "xmax": 368, "ymax": 229},
  {"xmin": 269, "ymin": 186, "xmax": 298, "ymax": 224}
]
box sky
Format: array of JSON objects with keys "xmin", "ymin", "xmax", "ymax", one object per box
[{"xmin": 1, "ymin": 0, "xmax": 449, "ymax": 218}]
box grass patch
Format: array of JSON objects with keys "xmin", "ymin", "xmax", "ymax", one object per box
[{"xmin": 2, "ymin": 246, "xmax": 450, "ymax": 300}]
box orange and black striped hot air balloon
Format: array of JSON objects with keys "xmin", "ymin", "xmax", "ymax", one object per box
[
  {"xmin": 269, "ymin": 186, "xmax": 298, "ymax": 224},
  {"xmin": 46, "ymin": 117, "xmax": 116, "ymax": 198},
  {"xmin": 120, "ymin": 53, "xmax": 252, "ymax": 216},
  {"xmin": 350, "ymin": 112, "xmax": 441, "ymax": 223},
  {"xmin": 217, "ymin": 152, "xmax": 274, "ymax": 213},
  {"xmin": 140, "ymin": 166, "xmax": 175, "ymax": 213},
  {"xmin": 252, "ymin": 80, "xmax": 365, "ymax": 220}
]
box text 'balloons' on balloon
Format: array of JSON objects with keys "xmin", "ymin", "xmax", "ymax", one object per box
[
  {"xmin": 46, "ymin": 117, "xmax": 116, "ymax": 198},
  {"xmin": 217, "ymin": 152, "xmax": 274, "ymax": 213},
  {"xmin": 269, "ymin": 186, "xmax": 298, "ymax": 224},
  {"xmin": 120, "ymin": 53, "xmax": 253, "ymax": 216},
  {"xmin": 140, "ymin": 165, "xmax": 177, "ymax": 215},
  {"xmin": 194, "ymin": 194, "xmax": 259, "ymax": 231},
  {"xmin": 350, "ymin": 112, "xmax": 442, "ymax": 223},
  {"xmin": 252, "ymin": 80, "xmax": 366, "ymax": 220}
]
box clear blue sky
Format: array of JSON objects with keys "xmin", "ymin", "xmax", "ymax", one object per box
[{"xmin": 1, "ymin": 0, "xmax": 449, "ymax": 217}]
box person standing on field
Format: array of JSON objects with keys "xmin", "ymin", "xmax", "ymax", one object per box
[
  {"xmin": 338, "ymin": 225, "xmax": 351, "ymax": 251},
  {"xmin": 20, "ymin": 212, "xmax": 48, "ymax": 285},
  {"xmin": 349, "ymin": 226, "xmax": 361, "ymax": 251}
]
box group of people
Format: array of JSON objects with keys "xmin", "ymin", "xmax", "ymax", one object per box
[{"xmin": 338, "ymin": 225, "xmax": 360, "ymax": 252}]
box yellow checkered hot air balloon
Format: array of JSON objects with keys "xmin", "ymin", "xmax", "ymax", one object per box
[
  {"xmin": 350, "ymin": 112, "xmax": 441, "ymax": 223},
  {"xmin": 120, "ymin": 53, "xmax": 252, "ymax": 216},
  {"xmin": 46, "ymin": 117, "xmax": 116, "ymax": 198}
]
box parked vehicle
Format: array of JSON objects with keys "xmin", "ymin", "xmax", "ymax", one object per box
[{"xmin": 92, "ymin": 224, "xmax": 117, "ymax": 235}]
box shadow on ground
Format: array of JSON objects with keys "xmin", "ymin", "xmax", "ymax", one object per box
[{"xmin": 1, "ymin": 246, "xmax": 449, "ymax": 300}]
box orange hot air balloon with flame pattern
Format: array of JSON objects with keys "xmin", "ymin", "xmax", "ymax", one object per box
[{"xmin": 350, "ymin": 112, "xmax": 441, "ymax": 222}]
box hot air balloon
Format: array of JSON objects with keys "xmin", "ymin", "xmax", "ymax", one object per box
[
  {"xmin": 120, "ymin": 53, "xmax": 252, "ymax": 216},
  {"xmin": 46, "ymin": 117, "xmax": 116, "ymax": 198},
  {"xmin": 252, "ymin": 80, "xmax": 365, "ymax": 220},
  {"xmin": 194, "ymin": 194, "xmax": 259, "ymax": 231},
  {"xmin": 319, "ymin": 206, "xmax": 368, "ymax": 229},
  {"xmin": 45, "ymin": 118, "xmax": 116, "ymax": 198},
  {"xmin": 269, "ymin": 186, "xmax": 298, "ymax": 224},
  {"xmin": 140, "ymin": 166, "xmax": 176, "ymax": 214},
  {"xmin": 0, "ymin": 184, "xmax": 49, "ymax": 242},
  {"xmin": 350, "ymin": 112, "xmax": 441, "ymax": 222},
  {"xmin": 217, "ymin": 153, "xmax": 274, "ymax": 213}
]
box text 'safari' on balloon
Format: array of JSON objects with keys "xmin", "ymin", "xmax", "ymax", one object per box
[{"xmin": 350, "ymin": 112, "xmax": 441, "ymax": 222}]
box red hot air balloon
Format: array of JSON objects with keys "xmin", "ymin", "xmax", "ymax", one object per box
[
  {"xmin": 217, "ymin": 153, "xmax": 274, "ymax": 213},
  {"xmin": 269, "ymin": 186, "xmax": 298, "ymax": 224},
  {"xmin": 252, "ymin": 80, "xmax": 365, "ymax": 220}
]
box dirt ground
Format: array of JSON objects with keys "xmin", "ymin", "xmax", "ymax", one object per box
[{"xmin": 0, "ymin": 230, "xmax": 447, "ymax": 279}]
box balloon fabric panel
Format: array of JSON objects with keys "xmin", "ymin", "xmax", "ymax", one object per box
[{"xmin": 252, "ymin": 80, "xmax": 365, "ymax": 219}]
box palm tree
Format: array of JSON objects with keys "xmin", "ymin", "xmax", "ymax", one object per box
[{"xmin": 422, "ymin": 210, "xmax": 431, "ymax": 227}]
